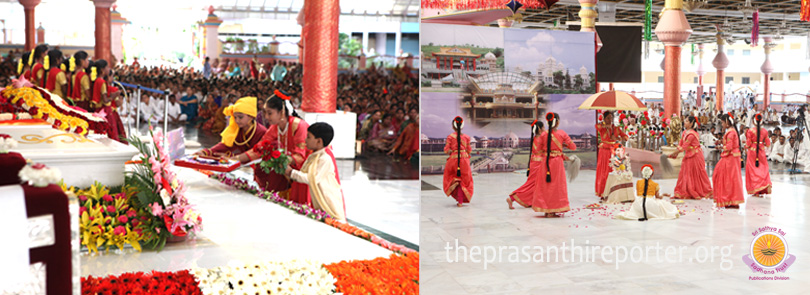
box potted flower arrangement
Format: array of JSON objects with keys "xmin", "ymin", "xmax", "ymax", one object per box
[{"xmin": 126, "ymin": 130, "xmax": 202, "ymax": 250}]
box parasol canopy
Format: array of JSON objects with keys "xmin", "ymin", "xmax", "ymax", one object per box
[{"xmin": 578, "ymin": 90, "xmax": 647, "ymax": 111}]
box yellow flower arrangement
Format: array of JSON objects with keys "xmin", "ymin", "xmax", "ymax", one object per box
[
  {"xmin": 75, "ymin": 182, "xmax": 144, "ymax": 254},
  {"xmin": 2, "ymin": 86, "xmax": 95, "ymax": 135}
]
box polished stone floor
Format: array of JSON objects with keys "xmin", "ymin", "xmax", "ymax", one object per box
[
  {"xmin": 82, "ymin": 124, "xmax": 419, "ymax": 276},
  {"xmin": 420, "ymin": 164, "xmax": 809, "ymax": 294}
]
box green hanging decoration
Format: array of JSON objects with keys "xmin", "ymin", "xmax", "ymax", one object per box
[
  {"xmin": 691, "ymin": 43, "xmax": 696, "ymax": 64},
  {"xmin": 645, "ymin": 0, "xmax": 652, "ymax": 41}
]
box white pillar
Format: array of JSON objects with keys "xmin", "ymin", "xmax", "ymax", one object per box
[
  {"xmin": 395, "ymin": 31, "xmax": 402, "ymax": 56},
  {"xmin": 362, "ymin": 31, "xmax": 369, "ymax": 54},
  {"xmin": 375, "ymin": 32, "xmax": 386, "ymax": 55}
]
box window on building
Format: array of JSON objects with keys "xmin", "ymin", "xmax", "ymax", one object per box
[
  {"xmin": 742, "ymin": 77, "xmax": 750, "ymax": 84},
  {"xmin": 693, "ymin": 77, "xmax": 698, "ymax": 83},
  {"xmin": 772, "ymin": 73, "xmax": 784, "ymax": 80},
  {"xmin": 725, "ymin": 77, "xmax": 734, "ymax": 83},
  {"xmin": 727, "ymin": 49, "xmax": 734, "ymax": 55},
  {"xmin": 657, "ymin": 76, "xmax": 664, "ymax": 83},
  {"xmin": 788, "ymin": 73, "xmax": 800, "ymax": 81},
  {"xmin": 743, "ymin": 49, "xmax": 751, "ymax": 56}
]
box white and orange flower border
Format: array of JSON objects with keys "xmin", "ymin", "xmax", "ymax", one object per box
[{"xmin": 1, "ymin": 86, "xmax": 107, "ymax": 135}]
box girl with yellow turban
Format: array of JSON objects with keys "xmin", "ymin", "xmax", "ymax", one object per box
[{"xmin": 196, "ymin": 96, "xmax": 267, "ymax": 158}]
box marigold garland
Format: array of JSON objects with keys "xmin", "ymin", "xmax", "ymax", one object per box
[
  {"xmin": 0, "ymin": 86, "xmax": 107, "ymax": 135},
  {"xmin": 324, "ymin": 253, "xmax": 420, "ymax": 295}
]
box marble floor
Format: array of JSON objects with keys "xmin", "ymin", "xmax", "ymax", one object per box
[
  {"xmin": 82, "ymin": 124, "xmax": 420, "ymax": 277},
  {"xmin": 420, "ymin": 165, "xmax": 810, "ymax": 294}
]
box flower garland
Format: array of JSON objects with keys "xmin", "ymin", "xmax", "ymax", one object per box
[
  {"xmin": 126, "ymin": 130, "xmax": 203, "ymax": 250},
  {"xmin": 191, "ymin": 260, "xmax": 337, "ymax": 295},
  {"xmin": 0, "ymin": 133, "xmax": 17, "ymax": 153},
  {"xmin": 421, "ymin": 0, "xmax": 555, "ymax": 10},
  {"xmin": 19, "ymin": 162, "xmax": 61, "ymax": 187},
  {"xmin": 324, "ymin": 253, "xmax": 419, "ymax": 295},
  {"xmin": 81, "ymin": 270, "xmax": 203, "ymax": 295},
  {"xmin": 0, "ymin": 86, "xmax": 107, "ymax": 135},
  {"xmin": 209, "ymin": 173, "xmax": 417, "ymax": 255},
  {"xmin": 80, "ymin": 254, "xmax": 419, "ymax": 295}
]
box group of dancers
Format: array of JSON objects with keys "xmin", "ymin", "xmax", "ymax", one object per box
[
  {"xmin": 17, "ymin": 45, "xmax": 126, "ymax": 142},
  {"xmin": 441, "ymin": 109, "xmax": 775, "ymax": 220}
]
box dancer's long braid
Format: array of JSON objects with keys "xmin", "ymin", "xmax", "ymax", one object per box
[
  {"xmin": 754, "ymin": 114, "xmax": 762, "ymax": 167},
  {"xmin": 729, "ymin": 113, "xmax": 743, "ymax": 168},
  {"xmin": 545, "ymin": 113, "xmax": 554, "ymax": 182},
  {"xmin": 454, "ymin": 117, "xmax": 462, "ymax": 177},
  {"xmin": 641, "ymin": 178, "xmax": 649, "ymax": 221},
  {"xmin": 527, "ymin": 120, "xmax": 538, "ymax": 177}
]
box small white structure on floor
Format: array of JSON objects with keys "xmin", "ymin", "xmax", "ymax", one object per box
[
  {"xmin": 2, "ymin": 125, "xmax": 139, "ymax": 187},
  {"xmin": 300, "ymin": 111, "xmax": 357, "ymax": 159}
]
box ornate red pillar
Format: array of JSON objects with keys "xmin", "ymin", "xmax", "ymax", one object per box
[
  {"xmin": 761, "ymin": 37, "xmax": 774, "ymax": 111},
  {"xmin": 712, "ymin": 32, "xmax": 729, "ymax": 112},
  {"xmin": 301, "ymin": 0, "xmax": 339, "ymax": 113},
  {"xmin": 19, "ymin": 0, "xmax": 41, "ymax": 51},
  {"xmin": 655, "ymin": 0, "xmax": 691, "ymax": 119},
  {"xmin": 93, "ymin": 0, "xmax": 115, "ymax": 62}
]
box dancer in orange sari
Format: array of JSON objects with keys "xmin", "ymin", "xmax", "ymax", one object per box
[
  {"xmin": 745, "ymin": 113, "xmax": 772, "ymax": 197},
  {"xmin": 443, "ymin": 116, "xmax": 473, "ymax": 207},
  {"xmin": 669, "ymin": 115, "xmax": 713, "ymax": 199},
  {"xmin": 533, "ymin": 113, "xmax": 576, "ymax": 217},
  {"xmin": 508, "ymin": 120, "xmax": 543, "ymax": 209},
  {"xmin": 595, "ymin": 111, "xmax": 628, "ymax": 198},
  {"xmin": 713, "ymin": 113, "xmax": 745, "ymax": 208},
  {"xmin": 235, "ymin": 90, "xmax": 310, "ymax": 205}
]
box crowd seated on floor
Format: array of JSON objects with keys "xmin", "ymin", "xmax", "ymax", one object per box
[{"xmin": 0, "ymin": 49, "xmax": 420, "ymax": 161}]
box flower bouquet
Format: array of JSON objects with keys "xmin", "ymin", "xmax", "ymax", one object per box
[
  {"xmin": 126, "ymin": 130, "xmax": 202, "ymax": 250},
  {"xmin": 65, "ymin": 182, "xmax": 145, "ymax": 254},
  {"xmin": 254, "ymin": 139, "xmax": 291, "ymax": 175}
]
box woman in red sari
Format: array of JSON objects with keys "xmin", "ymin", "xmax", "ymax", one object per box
[
  {"xmin": 595, "ymin": 111, "xmax": 628, "ymax": 198},
  {"xmin": 69, "ymin": 51, "xmax": 91, "ymax": 111},
  {"xmin": 533, "ymin": 113, "xmax": 576, "ymax": 217},
  {"xmin": 713, "ymin": 113, "xmax": 745, "ymax": 208},
  {"xmin": 443, "ymin": 116, "xmax": 473, "ymax": 207},
  {"xmin": 88, "ymin": 59, "xmax": 125, "ymax": 143},
  {"xmin": 508, "ymin": 120, "xmax": 543, "ymax": 209},
  {"xmin": 235, "ymin": 91, "xmax": 310, "ymax": 205},
  {"xmin": 197, "ymin": 96, "xmax": 266, "ymax": 158},
  {"xmin": 31, "ymin": 44, "xmax": 48, "ymax": 87},
  {"xmin": 745, "ymin": 113, "xmax": 772, "ymax": 197},
  {"xmin": 669, "ymin": 115, "xmax": 713, "ymax": 199}
]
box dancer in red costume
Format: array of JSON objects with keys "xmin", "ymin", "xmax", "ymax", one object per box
[
  {"xmin": 533, "ymin": 112, "xmax": 577, "ymax": 217},
  {"xmin": 745, "ymin": 113, "xmax": 772, "ymax": 197},
  {"xmin": 669, "ymin": 115, "xmax": 713, "ymax": 199},
  {"xmin": 713, "ymin": 113, "xmax": 745, "ymax": 208},
  {"xmin": 235, "ymin": 90, "xmax": 310, "ymax": 205},
  {"xmin": 508, "ymin": 120, "xmax": 543, "ymax": 209},
  {"xmin": 595, "ymin": 111, "xmax": 628, "ymax": 198},
  {"xmin": 443, "ymin": 116, "xmax": 473, "ymax": 207}
]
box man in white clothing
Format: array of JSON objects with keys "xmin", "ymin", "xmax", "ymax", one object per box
[
  {"xmin": 166, "ymin": 94, "xmax": 187, "ymax": 123},
  {"xmin": 783, "ymin": 137, "xmax": 796, "ymax": 164},
  {"xmin": 770, "ymin": 135, "xmax": 786, "ymax": 162}
]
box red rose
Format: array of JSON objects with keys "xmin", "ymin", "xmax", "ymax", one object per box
[
  {"xmin": 41, "ymin": 113, "xmax": 49, "ymax": 121},
  {"xmin": 271, "ymin": 150, "xmax": 281, "ymax": 159},
  {"xmin": 0, "ymin": 134, "xmax": 9, "ymax": 139}
]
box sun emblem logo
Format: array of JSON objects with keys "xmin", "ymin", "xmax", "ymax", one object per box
[{"xmin": 752, "ymin": 234, "xmax": 785, "ymax": 267}]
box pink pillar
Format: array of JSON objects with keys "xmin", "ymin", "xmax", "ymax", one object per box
[
  {"xmin": 655, "ymin": 0, "xmax": 692, "ymax": 119},
  {"xmin": 712, "ymin": 34, "xmax": 729, "ymax": 112},
  {"xmin": 92, "ymin": 0, "xmax": 115, "ymax": 62},
  {"xmin": 301, "ymin": 0, "xmax": 339, "ymax": 113},
  {"xmin": 696, "ymin": 44, "xmax": 706, "ymax": 107},
  {"xmin": 19, "ymin": 0, "xmax": 40, "ymax": 51},
  {"xmin": 36, "ymin": 23, "xmax": 44, "ymax": 44},
  {"xmin": 110, "ymin": 7, "xmax": 129, "ymax": 63},
  {"xmin": 761, "ymin": 37, "xmax": 774, "ymax": 111}
]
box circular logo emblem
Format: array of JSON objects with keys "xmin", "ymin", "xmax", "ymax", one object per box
[{"xmin": 750, "ymin": 232, "xmax": 788, "ymax": 268}]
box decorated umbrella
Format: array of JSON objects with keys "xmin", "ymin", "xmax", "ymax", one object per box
[
  {"xmin": 579, "ymin": 90, "xmax": 648, "ymax": 168},
  {"xmin": 578, "ymin": 90, "xmax": 647, "ymax": 111}
]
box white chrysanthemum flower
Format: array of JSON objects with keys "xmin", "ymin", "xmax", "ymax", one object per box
[
  {"xmin": 159, "ymin": 189, "xmax": 171, "ymax": 206},
  {"xmin": 19, "ymin": 163, "xmax": 61, "ymax": 187},
  {"xmin": 0, "ymin": 136, "xmax": 18, "ymax": 153}
]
